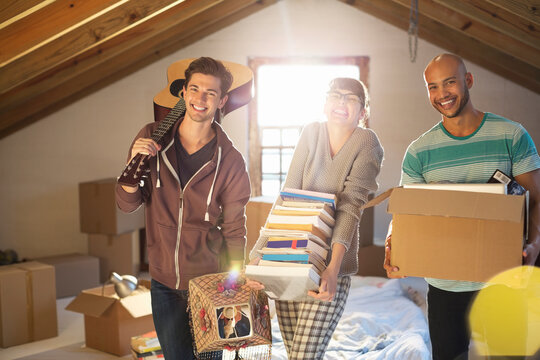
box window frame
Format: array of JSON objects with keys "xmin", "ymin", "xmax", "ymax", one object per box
[{"xmin": 247, "ymin": 56, "xmax": 370, "ymax": 197}]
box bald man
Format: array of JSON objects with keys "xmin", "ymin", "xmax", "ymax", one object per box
[{"xmin": 384, "ymin": 54, "xmax": 540, "ymax": 359}]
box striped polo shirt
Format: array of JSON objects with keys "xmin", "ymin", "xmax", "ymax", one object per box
[{"xmin": 400, "ymin": 112, "xmax": 540, "ymax": 292}]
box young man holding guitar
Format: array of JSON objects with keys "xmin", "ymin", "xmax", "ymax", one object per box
[{"xmin": 116, "ymin": 57, "xmax": 251, "ymax": 360}]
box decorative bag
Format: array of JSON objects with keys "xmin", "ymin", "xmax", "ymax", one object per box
[{"xmin": 188, "ymin": 272, "xmax": 272, "ymax": 359}]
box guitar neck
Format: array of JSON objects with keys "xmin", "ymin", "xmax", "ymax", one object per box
[{"xmin": 150, "ymin": 97, "xmax": 186, "ymax": 144}]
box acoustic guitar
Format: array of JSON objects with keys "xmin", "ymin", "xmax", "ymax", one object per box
[{"xmin": 118, "ymin": 59, "xmax": 253, "ymax": 187}]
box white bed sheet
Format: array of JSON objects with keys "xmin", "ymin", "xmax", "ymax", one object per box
[{"xmin": 269, "ymin": 276, "xmax": 431, "ymax": 360}]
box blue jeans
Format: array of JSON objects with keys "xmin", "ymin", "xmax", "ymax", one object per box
[{"xmin": 151, "ymin": 279, "xmax": 222, "ymax": 360}]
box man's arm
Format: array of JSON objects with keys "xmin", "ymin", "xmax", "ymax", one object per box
[
  {"xmin": 121, "ymin": 138, "xmax": 161, "ymax": 194},
  {"xmin": 383, "ymin": 220, "xmax": 406, "ymax": 278},
  {"xmin": 116, "ymin": 124, "xmax": 158, "ymax": 212},
  {"xmin": 515, "ymin": 168, "xmax": 540, "ymax": 266}
]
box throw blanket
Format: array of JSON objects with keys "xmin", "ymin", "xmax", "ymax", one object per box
[{"xmin": 270, "ymin": 278, "xmax": 431, "ymax": 360}]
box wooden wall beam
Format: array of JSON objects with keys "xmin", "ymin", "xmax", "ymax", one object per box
[
  {"xmin": 0, "ymin": 0, "xmax": 46, "ymax": 26},
  {"xmin": 0, "ymin": 0, "xmax": 224, "ymax": 116},
  {"xmin": 0, "ymin": 0, "xmax": 181, "ymax": 93},
  {"xmin": 338, "ymin": 0, "xmax": 540, "ymax": 93},
  {"xmin": 0, "ymin": 0, "xmax": 277, "ymax": 138},
  {"xmin": 391, "ymin": 0, "xmax": 540, "ymax": 69},
  {"xmin": 485, "ymin": 0, "xmax": 540, "ymax": 24},
  {"xmin": 1, "ymin": 0, "xmax": 119, "ymax": 64},
  {"xmin": 431, "ymin": 0, "xmax": 540, "ymax": 50}
]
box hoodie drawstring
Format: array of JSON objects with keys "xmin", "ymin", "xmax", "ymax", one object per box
[
  {"xmin": 156, "ymin": 152, "xmax": 161, "ymax": 188},
  {"xmin": 205, "ymin": 146, "xmax": 222, "ymax": 222}
]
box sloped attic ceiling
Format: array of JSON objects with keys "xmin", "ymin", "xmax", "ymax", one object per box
[
  {"xmin": 0, "ymin": 0, "xmax": 277, "ymax": 139},
  {"xmin": 339, "ymin": 0, "xmax": 539, "ymax": 91},
  {"xmin": 0, "ymin": 0, "xmax": 539, "ymax": 139}
]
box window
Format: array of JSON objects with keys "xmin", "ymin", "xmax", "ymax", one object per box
[{"xmin": 248, "ymin": 56, "xmax": 370, "ymax": 197}]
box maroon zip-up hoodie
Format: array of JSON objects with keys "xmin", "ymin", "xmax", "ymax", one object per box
[{"xmin": 116, "ymin": 118, "xmax": 251, "ymax": 290}]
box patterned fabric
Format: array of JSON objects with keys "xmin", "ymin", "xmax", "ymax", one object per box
[
  {"xmin": 188, "ymin": 272, "xmax": 272, "ymax": 355},
  {"xmin": 401, "ymin": 112, "xmax": 540, "ymax": 292},
  {"xmin": 275, "ymin": 276, "xmax": 351, "ymax": 360}
]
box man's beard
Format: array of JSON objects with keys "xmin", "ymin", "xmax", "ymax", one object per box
[{"xmin": 443, "ymin": 86, "xmax": 470, "ymax": 118}]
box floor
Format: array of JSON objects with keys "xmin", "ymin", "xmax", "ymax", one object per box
[{"xmin": 2, "ymin": 275, "xmax": 535, "ymax": 359}]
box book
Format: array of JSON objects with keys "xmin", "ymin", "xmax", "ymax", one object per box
[
  {"xmin": 488, "ymin": 169, "xmax": 526, "ymax": 195},
  {"xmin": 245, "ymin": 264, "xmax": 321, "ymax": 301},
  {"xmin": 281, "ymin": 200, "xmax": 335, "ymax": 217},
  {"xmin": 403, "ymin": 182, "xmax": 506, "ymax": 194},
  {"xmin": 131, "ymin": 330, "xmax": 161, "ymax": 354},
  {"xmin": 260, "ymin": 229, "xmax": 328, "ymax": 248},
  {"xmin": 266, "ymin": 214, "xmax": 332, "ymax": 240},
  {"xmin": 280, "ymin": 188, "xmax": 338, "ymax": 210},
  {"xmin": 131, "ymin": 349, "xmax": 164, "ymax": 360},
  {"xmin": 258, "ymin": 259, "xmax": 326, "ymax": 274},
  {"xmin": 261, "ymin": 252, "xmax": 326, "ymax": 269},
  {"xmin": 263, "ymin": 238, "xmax": 329, "ymax": 259},
  {"xmin": 272, "ymin": 205, "xmax": 335, "ymax": 227}
]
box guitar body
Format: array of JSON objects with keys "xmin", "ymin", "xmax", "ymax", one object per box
[{"xmin": 118, "ymin": 59, "xmax": 253, "ymax": 187}]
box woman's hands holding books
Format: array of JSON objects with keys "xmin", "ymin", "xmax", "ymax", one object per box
[
  {"xmin": 308, "ymin": 264, "xmax": 339, "ymax": 302},
  {"xmin": 245, "ymin": 257, "xmax": 265, "ymax": 290}
]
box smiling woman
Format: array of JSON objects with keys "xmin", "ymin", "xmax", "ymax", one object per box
[{"xmin": 249, "ymin": 57, "xmax": 368, "ymax": 197}]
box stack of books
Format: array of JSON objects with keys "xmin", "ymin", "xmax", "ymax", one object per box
[
  {"xmin": 246, "ymin": 188, "xmax": 336, "ymax": 301},
  {"xmin": 130, "ymin": 330, "xmax": 163, "ymax": 360}
]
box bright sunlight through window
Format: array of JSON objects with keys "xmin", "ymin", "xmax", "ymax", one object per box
[{"xmin": 257, "ymin": 64, "xmax": 360, "ymax": 196}]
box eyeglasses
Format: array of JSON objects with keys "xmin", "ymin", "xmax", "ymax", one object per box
[{"xmin": 326, "ymin": 91, "xmax": 361, "ymax": 105}]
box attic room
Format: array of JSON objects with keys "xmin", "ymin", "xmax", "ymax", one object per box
[{"xmin": 1, "ymin": 0, "xmax": 539, "ymax": 359}]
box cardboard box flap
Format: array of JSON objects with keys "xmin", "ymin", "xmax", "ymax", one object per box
[
  {"xmin": 361, "ymin": 188, "xmax": 395, "ymax": 209},
  {"xmin": 15, "ymin": 261, "xmax": 53, "ymax": 271},
  {"xmin": 388, "ymin": 188, "xmax": 524, "ymax": 223},
  {"xmin": 65, "ymin": 292, "xmax": 117, "ymax": 317},
  {"xmin": 119, "ymin": 291, "xmax": 152, "ymax": 318}
]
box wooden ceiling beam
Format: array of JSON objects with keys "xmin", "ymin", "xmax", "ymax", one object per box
[
  {"xmin": 0, "ymin": 0, "xmax": 277, "ymax": 138},
  {"xmin": 431, "ymin": 0, "xmax": 540, "ymax": 50},
  {"xmin": 0, "ymin": 0, "xmax": 227, "ymax": 113},
  {"xmin": 0, "ymin": 0, "xmax": 120, "ymax": 64},
  {"xmin": 391, "ymin": 0, "xmax": 540, "ymax": 69},
  {"xmin": 484, "ymin": 0, "xmax": 540, "ymax": 24},
  {"xmin": 0, "ymin": 0, "xmax": 47, "ymax": 26},
  {"xmin": 0, "ymin": 0, "xmax": 181, "ymax": 93},
  {"xmin": 338, "ymin": 0, "xmax": 540, "ymax": 93}
]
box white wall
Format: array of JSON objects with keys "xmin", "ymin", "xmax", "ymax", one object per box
[{"xmin": 1, "ymin": 0, "xmax": 539, "ymax": 258}]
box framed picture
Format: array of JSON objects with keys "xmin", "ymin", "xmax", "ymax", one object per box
[{"xmin": 216, "ymin": 304, "xmax": 252, "ymax": 339}]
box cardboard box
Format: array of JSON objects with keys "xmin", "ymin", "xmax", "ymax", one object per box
[
  {"xmin": 359, "ymin": 193, "xmax": 374, "ymax": 247},
  {"xmin": 363, "ymin": 187, "xmax": 525, "ymax": 283},
  {"xmin": 0, "ymin": 267, "xmax": 28, "ymax": 347},
  {"xmin": 245, "ymin": 196, "xmax": 274, "ymax": 257},
  {"xmin": 88, "ymin": 231, "xmax": 141, "ymax": 283},
  {"xmin": 79, "ymin": 178, "xmax": 145, "ymax": 235},
  {"xmin": 66, "ymin": 279, "xmax": 154, "ymax": 356},
  {"xmin": 357, "ymin": 245, "xmax": 386, "ymax": 277},
  {"xmin": 36, "ymin": 253, "xmax": 100, "ymax": 298},
  {"xmin": 0, "ymin": 262, "xmax": 58, "ymax": 348}
]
